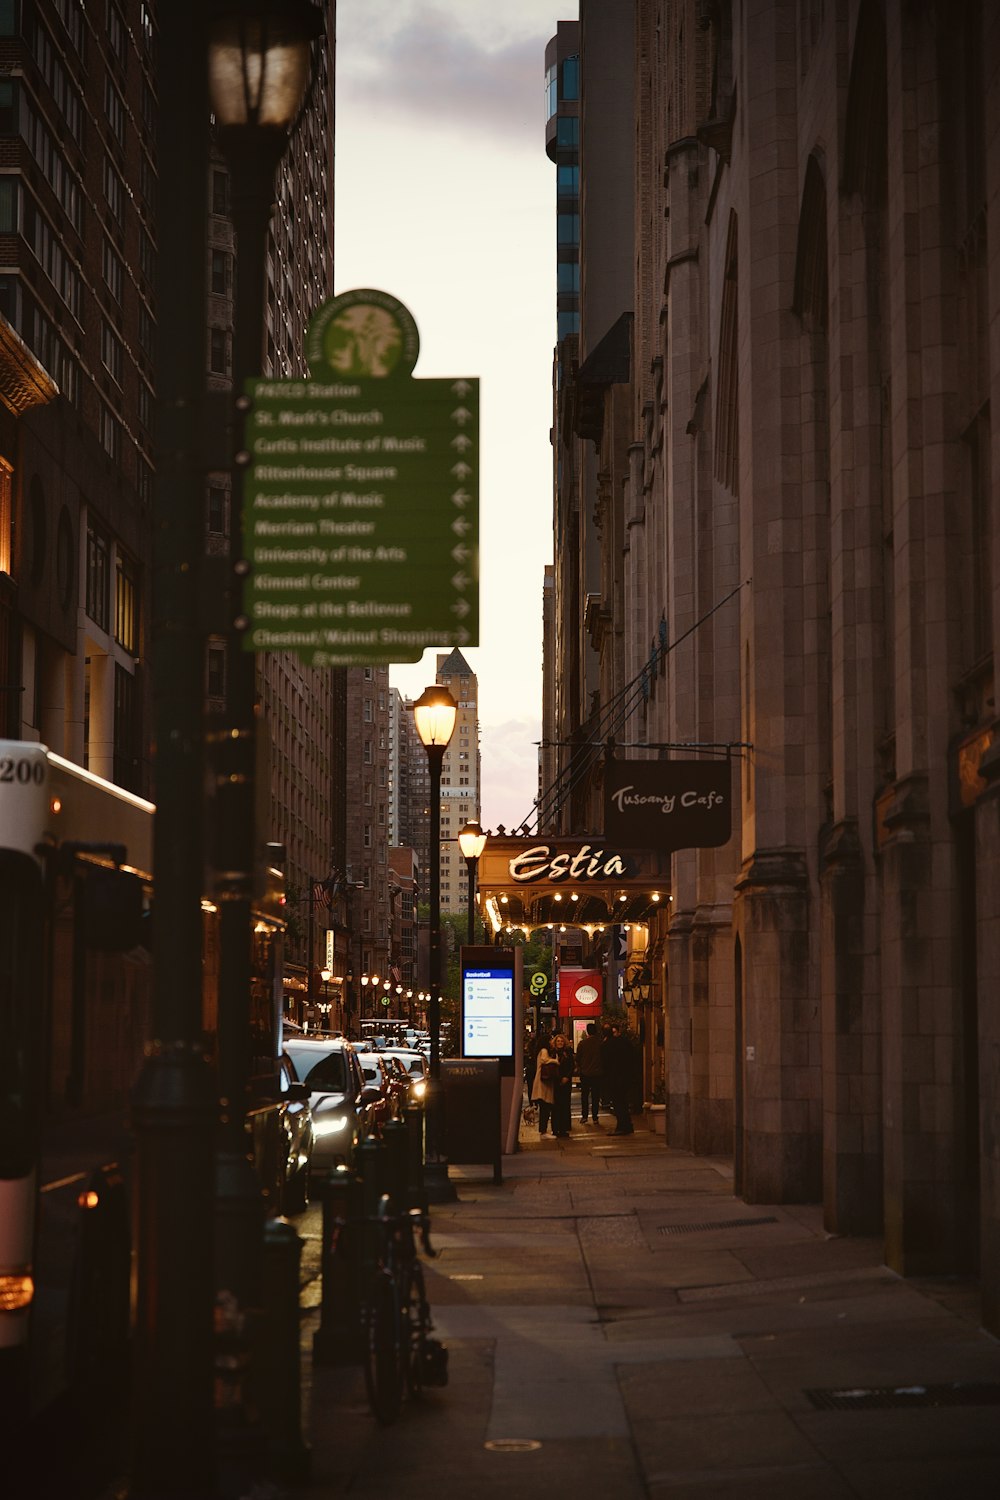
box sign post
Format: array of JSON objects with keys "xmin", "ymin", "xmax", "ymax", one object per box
[{"xmin": 242, "ymin": 290, "xmax": 479, "ymax": 667}]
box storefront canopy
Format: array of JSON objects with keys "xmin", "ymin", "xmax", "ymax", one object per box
[{"xmin": 476, "ymin": 835, "xmax": 671, "ymax": 937}]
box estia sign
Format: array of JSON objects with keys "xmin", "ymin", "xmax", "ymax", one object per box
[
  {"xmin": 508, "ymin": 843, "xmax": 632, "ymax": 883},
  {"xmin": 476, "ymin": 836, "xmax": 669, "ymax": 896}
]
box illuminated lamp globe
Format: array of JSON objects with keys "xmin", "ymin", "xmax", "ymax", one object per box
[
  {"xmin": 412, "ymin": 685, "xmax": 458, "ymax": 749},
  {"xmin": 207, "ymin": 0, "xmax": 323, "ymax": 131}
]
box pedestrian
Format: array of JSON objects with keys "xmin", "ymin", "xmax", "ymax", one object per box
[
  {"xmin": 603, "ymin": 1023, "xmax": 635, "ymax": 1135},
  {"xmin": 551, "ymin": 1031, "xmax": 575, "ymax": 1137},
  {"xmin": 599, "ymin": 1022, "xmax": 614, "ymax": 1114},
  {"xmin": 575, "ymin": 1020, "xmax": 604, "ymax": 1125},
  {"xmin": 531, "ymin": 1035, "xmax": 557, "ymax": 1136}
]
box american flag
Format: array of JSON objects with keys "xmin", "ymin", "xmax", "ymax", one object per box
[{"xmin": 312, "ymin": 877, "xmax": 337, "ymax": 909}]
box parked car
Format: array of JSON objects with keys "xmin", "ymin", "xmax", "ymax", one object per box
[
  {"xmin": 357, "ymin": 1051, "xmax": 398, "ymax": 1127},
  {"xmin": 381, "ymin": 1047, "xmax": 429, "ymax": 1104},
  {"xmin": 284, "ymin": 1037, "xmax": 379, "ymax": 1168},
  {"xmin": 246, "ymin": 1051, "xmax": 314, "ymax": 1215},
  {"xmin": 378, "ymin": 1053, "xmax": 415, "ymax": 1115}
]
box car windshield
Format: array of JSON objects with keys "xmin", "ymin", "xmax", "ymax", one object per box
[{"xmin": 286, "ymin": 1047, "xmax": 348, "ymax": 1093}]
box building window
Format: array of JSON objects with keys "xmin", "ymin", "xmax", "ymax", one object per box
[
  {"xmin": 115, "ymin": 551, "xmax": 137, "ymax": 653},
  {"xmin": 557, "ymin": 213, "xmax": 580, "ymax": 245},
  {"xmin": 99, "ymin": 404, "xmax": 121, "ymax": 462},
  {"xmin": 0, "ymin": 178, "xmax": 16, "ymax": 234},
  {"xmin": 210, "ymin": 249, "xmax": 230, "ymax": 295},
  {"xmin": 87, "ymin": 524, "xmax": 111, "ymax": 631},
  {"xmin": 104, "ymin": 77, "xmax": 126, "ymax": 142},
  {"xmin": 101, "ymin": 320, "xmax": 123, "ymax": 384},
  {"xmin": 209, "ymin": 327, "xmax": 230, "ymax": 374},
  {"xmin": 0, "ymin": 458, "xmax": 11, "ymax": 574},
  {"xmin": 103, "ymin": 238, "xmax": 124, "ymax": 303},
  {"xmin": 113, "ymin": 663, "xmax": 139, "ymax": 791},
  {"xmin": 207, "ymin": 644, "xmax": 226, "ymax": 698},
  {"xmin": 211, "ymin": 168, "xmax": 228, "ymax": 215},
  {"xmin": 103, "ymin": 155, "xmax": 125, "ymax": 226},
  {"xmin": 139, "ymin": 227, "xmax": 155, "ymax": 285},
  {"xmin": 207, "ymin": 484, "xmax": 227, "ymax": 534}
]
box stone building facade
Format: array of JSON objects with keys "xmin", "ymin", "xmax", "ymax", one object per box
[{"xmin": 546, "ymin": 0, "xmax": 1000, "ymax": 1330}]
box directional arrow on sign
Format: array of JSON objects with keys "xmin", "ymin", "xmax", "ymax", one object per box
[
  {"xmin": 452, "ymin": 599, "xmax": 471, "ymax": 618},
  {"xmin": 452, "ymin": 515, "xmax": 472, "ymax": 535},
  {"xmin": 451, "ymin": 407, "xmax": 473, "ymax": 425},
  {"xmin": 451, "ymin": 543, "xmax": 472, "ymax": 563},
  {"xmin": 451, "ymin": 433, "xmax": 474, "ymax": 452},
  {"xmin": 451, "ymin": 463, "xmax": 472, "ymax": 479},
  {"xmin": 451, "ymin": 571, "xmax": 472, "ymax": 590},
  {"xmin": 451, "ymin": 379, "xmax": 472, "ymax": 395}
]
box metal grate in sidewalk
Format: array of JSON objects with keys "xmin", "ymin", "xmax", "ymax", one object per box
[
  {"xmin": 658, "ymin": 1215, "xmax": 780, "ymax": 1235},
  {"xmin": 806, "ymin": 1382, "xmax": 1000, "ymax": 1411}
]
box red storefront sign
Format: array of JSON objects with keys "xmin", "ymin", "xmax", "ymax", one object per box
[{"xmin": 558, "ymin": 968, "xmax": 603, "ymax": 1016}]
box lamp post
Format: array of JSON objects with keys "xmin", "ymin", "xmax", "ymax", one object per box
[
  {"xmin": 412, "ymin": 685, "xmax": 458, "ymax": 1201},
  {"xmin": 457, "ymin": 819, "xmax": 487, "ymax": 946},
  {"xmin": 131, "ymin": 4, "xmax": 216, "ymax": 1493},
  {"xmin": 206, "ymin": 0, "xmax": 321, "ymax": 1485}
]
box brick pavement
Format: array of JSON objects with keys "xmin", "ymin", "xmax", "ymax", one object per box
[{"xmin": 296, "ymin": 1114, "xmax": 1000, "ymax": 1499}]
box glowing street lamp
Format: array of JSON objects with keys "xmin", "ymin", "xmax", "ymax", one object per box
[
  {"xmin": 457, "ymin": 820, "xmax": 487, "ymax": 946},
  {"xmin": 412, "ymin": 685, "xmax": 458, "ymax": 1201}
]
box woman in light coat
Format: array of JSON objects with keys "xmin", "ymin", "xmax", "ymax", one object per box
[{"xmin": 531, "ymin": 1039, "xmax": 556, "ymax": 1136}]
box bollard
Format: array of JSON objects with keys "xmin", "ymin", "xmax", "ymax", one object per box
[
  {"xmin": 381, "ymin": 1118, "xmax": 409, "ymax": 1215},
  {"xmin": 403, "ymin": 1100, "xmax": 426, "ymax": 1210},
  {"xmin": 259, "ymin": 1217, "xmax": 310, "ymax": 1483},
  {"xmin": 357, "ymin": 1134, "xmax": 388, "ymax": 1276},
  {"xmin": 313, "ymin": 1165, "xmax": 364, "ymax": 1366}
]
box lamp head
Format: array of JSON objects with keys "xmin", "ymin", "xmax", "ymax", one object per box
[
  {"xmin": 457, "ymin": 819, "xmax": 487, "ymax": 861},
  {"xmin": 412, "ymin": 685, "xmax": 458, "ymax": 749},
  {"xmin": 208, "ymin": 0, "xmax": 322, "ymax": 131}
]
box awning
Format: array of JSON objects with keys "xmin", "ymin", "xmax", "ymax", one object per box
[{"xmin": 477, "ymin": 835, "xmax": 670, "ymax": 937}]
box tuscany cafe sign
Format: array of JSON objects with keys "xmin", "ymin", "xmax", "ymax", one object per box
[{"xmin": 603, "ymin": 759, "xmax": 732, "ymax": 852}]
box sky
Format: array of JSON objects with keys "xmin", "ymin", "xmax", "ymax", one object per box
[{"xmin": 333, "ymin": 1, "xmax": 573, "ymax": 834}]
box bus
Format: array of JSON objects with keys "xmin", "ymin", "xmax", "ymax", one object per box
[{"xmin": 0, "ymin": 740, "xmax": 286, "ymax": 1476}]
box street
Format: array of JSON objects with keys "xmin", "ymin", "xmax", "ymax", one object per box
[{"xmin": 294, "ymin": 1116, "xmax": 1000, "ymax": 1498}]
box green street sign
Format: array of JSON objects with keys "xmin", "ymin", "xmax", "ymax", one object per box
[
  {"xmin": 529, "ymin": 971, "xmax": 548, "ymax": 996},
  {"xmin": 242, "ymin": 291, "xmax": 479, "ymax": 666}
]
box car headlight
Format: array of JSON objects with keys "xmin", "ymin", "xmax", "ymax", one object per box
[
  {"xmin": 313, "ymin": 1114, "xmax": 350, "ymax": 1138},
  {"xmin": 410, "ymin": 1079, "xmax": 427, "ymax": 1099}
]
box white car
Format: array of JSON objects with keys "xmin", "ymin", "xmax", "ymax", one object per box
[{"xmin": 284, "ymin": 1038, "xmax": 381, "ymax": 1167}]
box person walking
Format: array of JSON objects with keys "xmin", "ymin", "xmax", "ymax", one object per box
[
  {"xmin": 576, "ymin": 1021, "xmax": 604, "ymax": 1125},
  {"xmin": 603, "ymin": 1023, "xmax": 635, "ymax": 1135},
  {"xmin": 551, "ymin": 1031, "xmax": 575, "ymax": 1137},
  {"xmin": 531, "ymin": 1035, "xmax": 557, "ymax": 1136}
]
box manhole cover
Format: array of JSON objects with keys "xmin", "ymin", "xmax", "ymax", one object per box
[
  {"xmin": 806, "ymin": 1382, "xmax": 1000, "ymax": 1411},
  {"xmin": 484, "ymin": 1438, "xmax": 543, "ymax": 1452},
  {"xmin": 659, "ymin": 1216, "xmax": 779, "ymax": 1235}
]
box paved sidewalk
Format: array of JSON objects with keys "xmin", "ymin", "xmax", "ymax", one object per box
[{"xmin": 297, "ymin": 1115, "xmax": 1000, "ymax": 1499}]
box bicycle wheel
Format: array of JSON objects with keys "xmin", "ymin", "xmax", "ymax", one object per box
[
  {"xmin": 362, "ymin": 1269, "xmax": 405, "ymax": 1424},
  {"xmin": 400, "ymin": 1259, "xmax": 432, "ymax": 1398}
]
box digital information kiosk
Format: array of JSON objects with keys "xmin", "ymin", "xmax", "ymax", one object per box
[{"xmin": 457, "ymin": 944, "xmax": 523, "ymax": 1157}]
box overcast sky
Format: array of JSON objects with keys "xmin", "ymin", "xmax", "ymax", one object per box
[{"xmin": 333, "ymin": 1, "xmax": 573, "ymax": 833}]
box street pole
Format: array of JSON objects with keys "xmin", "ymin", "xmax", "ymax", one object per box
[
  {"xmin": 130, "ymin": 4, "xmax": 216, "ymax": 1495},
  {"xmin": 412, "ymin": 685, "xmax": 458, "ymax": 1203},
  {"xmin": 206, "ymin": 9, "xmax": 321, "ymax": 1486}
]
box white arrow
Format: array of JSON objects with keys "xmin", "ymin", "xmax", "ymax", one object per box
[
  {"xmin": 451, "ymin": 544, "xmax": 471, "ymax": 564},
  {"xmin": 451, "ymin": 515, "xmax": 472, "ymax": 535},
  {"xmin": 451, "ymin": 379, "xmax": 472, "ymax": 395},
  {"xmin": 451, "ymin": 464, "xmax": 472, "ymax": 480},
  {"xmin": 451, "ymin": 599, "xmax": 471, "ymax": 618},
  {"xmin": 450, "ymin": 407, "xmax": 473, "ymax": 425},
  {"xmin": 454, "ymin": 628, "xmax": 471, "ymax": 644},
  {"xmin": 451, "ymin": 571, "xmax": 471, "ymax": 590},
  {"xmin": 450, "ymin": 433, "xmax": 473, "ymax": 452}
]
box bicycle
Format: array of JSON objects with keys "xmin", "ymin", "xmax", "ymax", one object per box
[{"xmin": 361, "ymin": 1194, "xmax": 447, "ymax": 1424}]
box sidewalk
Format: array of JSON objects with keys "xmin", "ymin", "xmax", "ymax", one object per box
[{"xmin": 297, "ymin": 1113, "xmax": 1000, "ymax": 1499}]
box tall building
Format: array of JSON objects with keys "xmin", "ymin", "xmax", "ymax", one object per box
[
  {"xmin": 344, "ymin": 664, "xmax": 393, "ymax": 1008},
  {"xmin": 0, "ymin": 1, "xmax": 159, "ymax": 790},
  {"xmin": 434, "ymin": 647, "xmax": 480, "ymax": 916},
  {"xmin": 543, "ymin": 0, "xmax": 1000, "ymax": 1335}
]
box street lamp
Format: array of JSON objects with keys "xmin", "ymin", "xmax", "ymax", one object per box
[
  {"xmin": 457, "ymin": 819, "xmax": 487, "ymax": 946},
  {"xmin": 206, "ymin": 1, "xmax": 321, "ymax": 1485},
  {"xmin": 412, "ymin": 684, "xmax": 458, "ymax": 1201}
]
